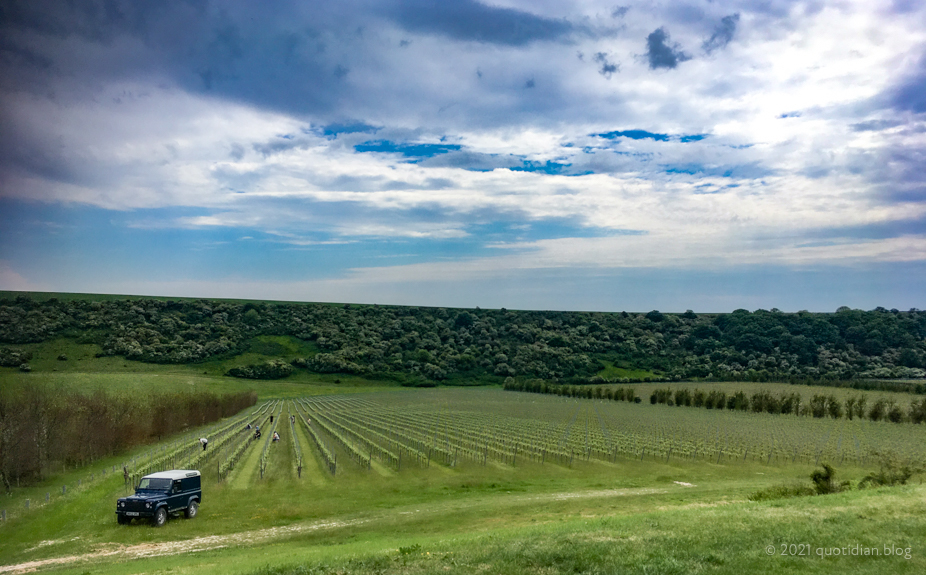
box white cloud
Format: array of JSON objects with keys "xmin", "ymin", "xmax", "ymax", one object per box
[
  {"xmin": 0, "ymin": 262, "xmax": 49, "ymax": 292},
  {"xmin": 1, "ymin": 0, "xmax": 924, "ymax": 305}
]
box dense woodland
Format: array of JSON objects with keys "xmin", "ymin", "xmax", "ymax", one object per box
[
  {"xmin": 1, "ymin": 295, "xmax": 925, "ymax": 384},
  {"xmin": 0, "ymin": 387, "xmax": 256, "ymax": 490}
]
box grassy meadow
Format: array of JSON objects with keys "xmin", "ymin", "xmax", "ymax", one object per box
[{"xmin": 1, "ymin": 340, "xmax": 925, "ymax": 574}]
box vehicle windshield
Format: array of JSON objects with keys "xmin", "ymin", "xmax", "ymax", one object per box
[{"xmin": 136, "ymin": 478, "xmax": 171, "ymax": 490}]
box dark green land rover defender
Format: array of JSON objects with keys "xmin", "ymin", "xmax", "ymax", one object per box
[{"xmin": 116, "ymin": 469, "xmax": 202, "ymax": 526}]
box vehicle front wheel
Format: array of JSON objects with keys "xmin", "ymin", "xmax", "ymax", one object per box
[
  {"xmin": 184, "ymin": 501, "xmax": 198, "ymax": 519},
  {"xmin": 152, "ymin": 507, "xmax": 167, "ymax": 527},
  {"xmin": 117, "ymin": 515, "xmax": 129, "ymax": 525}
]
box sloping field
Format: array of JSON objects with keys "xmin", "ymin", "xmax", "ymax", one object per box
[{"xmin": 1, "ymin": 387, "xmax": 924, "ymax": 575}]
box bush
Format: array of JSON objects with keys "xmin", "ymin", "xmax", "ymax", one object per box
[
  {"xmin": 294, "ymin": 354, "xmax": 367, "ymax": 375},
  {"xmin": 748, "ymin": 482, "xmax": 815, "ymax": 501},
  {"xmin": 227, "ymin": 360, "xmax": 293, "ymax": 379},
  {"xmin": 749, "ymin": 464, "xmax": 854, "ymax": 502},
  {"xmin": 0, "ymin": 347, "xmax": 31, "ymax": 367},
  {"xmin": 810, "ymin": 464, "xmax": 849, "ymax": 495},
  {"xmin": 859, "ymin": 452, "xmax": 921, "ymax": 488}
]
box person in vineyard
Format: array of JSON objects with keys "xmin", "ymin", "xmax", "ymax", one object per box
[
  {"xmin": 200, "ymin": 437, "xmax": 209, "ymax": 451},
  {"xmin": 272, "ymin": 432, "xmax": 280, "ymax": 442}
]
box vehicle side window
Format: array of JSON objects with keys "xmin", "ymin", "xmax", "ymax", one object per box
[
  {"xmin": 173, "ymin": 481, "xmax": 181, "ymax": 493},
  {"xmin": 181, "ymin": 477, "xmax": 201, "ymax": 491}
]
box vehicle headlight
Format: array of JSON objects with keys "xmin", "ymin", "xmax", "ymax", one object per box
[
  {"xmin": 120, "ymin": 502, "xmax": 124, "ymax": 508},
  {"xmin": 145, "ymin": 503, "xmax": 151, "ymax": 509}
]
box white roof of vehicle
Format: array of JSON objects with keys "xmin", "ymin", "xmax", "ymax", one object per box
[{"xmin": 142, "ymin": 470, "xmax": 200, "ymax": 480}]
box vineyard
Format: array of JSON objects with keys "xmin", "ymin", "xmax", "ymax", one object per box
[
  {"xmin": 2, "ymin": 386, "xmax": 926, "ymax": 575},
  {"xmin": 296, "ymin": 389, "xmax": 926, "ymax": 469},
  {"xmin": 130, "ymin": 392, "xmax": 924, "ymax": 487},
  {"xmin": 118, "ymin": 388, "xmax": 926, "ymax": 487}
]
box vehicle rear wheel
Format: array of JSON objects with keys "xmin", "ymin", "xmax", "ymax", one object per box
[
  {"xmin": 152, "ymin": 507, "xmax": 167, "ymax": 527},
  {"xmin": 184, "ymin": 501, "xmax": 198, "ymax": 519}
]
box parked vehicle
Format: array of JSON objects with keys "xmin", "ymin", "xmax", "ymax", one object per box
[{"xmin": 116, "ymin": 470, "xmax": 202, "ymax": 526}]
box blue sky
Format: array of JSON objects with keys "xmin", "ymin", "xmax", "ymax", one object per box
[{"xmin": 1, "ymin": 0, "xmax": 925, "ymax": 311}]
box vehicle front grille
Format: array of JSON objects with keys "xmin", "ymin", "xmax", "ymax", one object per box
[{"xmin": 120, "ymin": 499, "xmax": 149, "ymax": 513}]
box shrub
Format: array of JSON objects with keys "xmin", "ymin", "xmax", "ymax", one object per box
[
  {"xmin": 0, "ymin": 347, "xmax": 32, "ymax": 367},
  {"xmin": 859, "ymin": 452, "xmax": 921, "ymax": 488},
  {"xmin": 810, "ymin": 464, "xmax": 849, "ymax": 495},
  {"xmin": 748, "ymin": 482, "xmax": 815, "ymax": 501},
  {"xmin": 227, "ymin": 359, "xmax": 293, "ymax": 379}
]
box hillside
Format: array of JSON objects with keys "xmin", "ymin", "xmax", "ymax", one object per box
[{"xmin": 1, "ymin": 293, "xmax": 925, "ymax": 386}]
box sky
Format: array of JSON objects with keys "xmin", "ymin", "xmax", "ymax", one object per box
[{"xmin": 0, "ymin": 0, "xmax": 924, "ymax": 312}]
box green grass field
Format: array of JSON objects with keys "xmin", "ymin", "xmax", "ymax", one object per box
[
  {"xmin": 595, "ymin": 360, "xmax": 660, "ymax": 381},
  {"xmin": 1, "ymin": 354, "xmax": 925, "ymax": 574}
]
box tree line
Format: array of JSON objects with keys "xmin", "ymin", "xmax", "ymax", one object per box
[
  {"xmin": 1, "ymin": 294, "xmax": 925, "ymax": 384},
  {"xmin": 503, "ymin": 378, "xmax": 642, "ymax": 402},
  {"xmin": 0, "ymin": 386, "xmax": 256, "ymax": 491},
  {"xmin": 502, "ymin": 379, "xmax": 926, "ymax": 424}
]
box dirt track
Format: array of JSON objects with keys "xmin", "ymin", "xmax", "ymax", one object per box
[
  {"xmin": 0, "ymin": 486, "xmax": 669, "ymax": 574},
  {"xmin": 0, "ymin": 518, "xmax": 365, "ymax": 575}
]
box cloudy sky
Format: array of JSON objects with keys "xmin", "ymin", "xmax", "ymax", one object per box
[{"xmin": 1, "ymin": 0, "xmax": 924, "ymax": 312}]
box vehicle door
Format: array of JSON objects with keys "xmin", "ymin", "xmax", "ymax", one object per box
[{"xmin": 168, "ymin": 480, "xmax": 184, "ymax": 512}]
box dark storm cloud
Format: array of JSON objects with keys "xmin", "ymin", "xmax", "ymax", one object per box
[
  {"xmin": 383, "ymin": 0, "xmax": 575, "ymax": 46},
  {"xmin": 319, "ymin": 122, "xmax": 380, "ymax": 137},
  {"xmin": 0, "ymin": 0, "xmax": 601, "ymax": 137},
  {"xmin": 645, "ymin": 27, "xmax": 690, "ymax": 70},
  {"xmin": 887, "ymin": 0, "xmax": 923, "ymax": 15},
  {"xmin": 662, "ymin": 162, "xmax": 774, "ymax": 179},
  {"xmin": 801, "ymin": 216, "xmax": 926, "ymax": 241},
  {"xmin": 702, "ymin": 14, "xmax": 739, "ymax": 54},
  {"xmin": 416, "ymin": 150, "xmax": 521, "ymax": 171},
  {"xmin": 0, "ymin": 0, "xmax": 157, "ymax": 42},
  {"xmin": 850, "ymin": 119, "xmax": 904, "ymax": 132},
  {"xmin": 887, "ymin": 52, "xmax": 926, "ymax": 114},
  {"xmin": 836, "ymin": 135, "xmax": 926, "ymax": 204},
  {"xmin": 877, "ymin": 146, "xmax": 926, "ymax": 202},
  {"xmin": 0, "ymin": 0, "xmax": 353, "ymax": 115},
  {"xmin": 252, "ymin": 135, "xmax": 314, "ymax": 158},
  {"xmin": 593, "ymin": 52, "xmax": 619, "ymax": 78}
]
